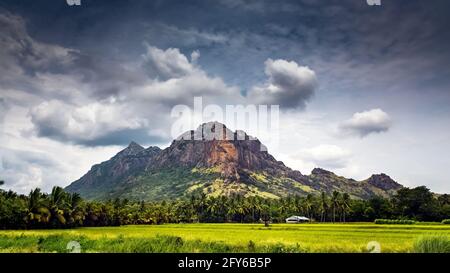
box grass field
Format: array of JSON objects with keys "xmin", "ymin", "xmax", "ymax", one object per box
[{"xmin": 1, "ymin": 223, "xmax": 450, "ymax": 253}]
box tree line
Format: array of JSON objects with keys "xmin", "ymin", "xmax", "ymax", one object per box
[{"xmin": 1, "ymin": 180, "xmax": 449, "ymax": 229}]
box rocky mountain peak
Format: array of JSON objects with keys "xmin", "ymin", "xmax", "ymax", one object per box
[
  {"xmin": 176, "ymin": 121, "xmax": 233, "ymax": 141},
  {"xmin": 311, "ymin": 168, "xmax": 335, "ymax": 176},
  {"xmin": 128, "ymin": 141, "xmax": 144, "ymax": 150},
  {"xmin": 152, "ymin": 122, "xmax": 287, "ymax": 181},
  {"xmin": 366, "ymin": 173, "xmax": 402, "ymax": 191},
  {"xmin": 115, "ymin": 141, "xmax": 145, "ymax": 158}
]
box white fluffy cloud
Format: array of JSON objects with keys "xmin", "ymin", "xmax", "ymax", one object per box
[
  {"xmin": 299, "ymin": 144, "xmax": 352, "ymax": 170},
  {"xmin": 28, "ymin": 100, "xmax": 152, "ymax": 145},
  {"xmin": 142, "ymin": 45, "xmax": 196, "ymax": 79},
  {"xmin": 0, "ymin": 138, "xmax": 122, "ymax": 194},
  {"xmin": 248, "ymin": 58, "xmax": 317, "ymax": 109},
  {"xmin": 339, "ymin": 109, "xmax": 392, "ymax": 137},
  {"xmin": 133, "ymin": 47, "xmax": 241, "ymax": 106}
]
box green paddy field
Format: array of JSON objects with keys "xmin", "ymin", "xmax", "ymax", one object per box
[{"xmin": 1, "ymin": 223, "xmax": 450, "ymax": 253}]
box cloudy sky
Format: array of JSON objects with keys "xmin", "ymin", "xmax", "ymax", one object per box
[{"xmin": 1, "ymin": 0, "xmax": 450, "ymax": 194}]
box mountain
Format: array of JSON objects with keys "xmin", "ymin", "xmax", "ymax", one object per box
[
  {"xmin": 65, "ymin": 142, "xmax": 161, "ymax": 199},
  {"xmin": 65, "ymin": 122, "xmax": 402, "ymax": 201}
]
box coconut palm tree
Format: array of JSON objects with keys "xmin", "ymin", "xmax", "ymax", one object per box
[
  {"xmin": 331, "ymin": 191, "xmax": 340, "ymax": 223},
  {"xmin": 261, "ymin": 202, "xmax": 271, "ymax": 227},
  {"xmin": 248, "ymin": 196, "xmax": 263, "ymax": 222},
  {"xmin": 226, "ymin": 197, "xmax": 238, "ymax": 222},
  {"xmin": 67, "ymin": 193, "xmax": 84, "ymax": 226},
  {"xmin": 294, "ymin": 195, "xmax": 303, "ymax": 215},
  {"xmin": 279, "ymin": 196, "xmax": 292, "ymax": 217},
  {"xmin": 194, "ymin": 193, "xmax": 207, "ymax": 221},
  {"xmin": 49, "ymin": 186, "xmax": 69, "ymax": 226},
  {"xmin": 341, "ymin": 193, "xmax": 351, "ymax": 222},
  {"xmin": 27, "ymin": 188, "xmax": 51, "ymax": 226},
  {"xmin": 304, "ymin": 194, "xmax": 314, "ymax": 221},
  {"xmin": 319, "ymin": 192, "xmax": 328, "ymax": 222}
]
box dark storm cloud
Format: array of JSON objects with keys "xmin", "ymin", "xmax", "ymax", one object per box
[
  {"xmin": 31, "ymin": 123, "xmax": 163, "ymax": 147},
  {"xmin": 0, "ymin": 11, "xmax": 150, "ymax": 103},
  {"xmin": 3, "ymin": 0, "xmax": 449, "ymax": 94},
  {"xmin": 76, "ymin": 128, "xmax": 167, "ymax": 147},
  {"xmin": 0, "ymin": 11, "xmax": 77, "ymax": 72},
  {"xmin": 1, "ymin": 0, "xmax": 450, "ymax": 146},
  {"xmin": 0, "ymin": 11, "xmax": 77, "ymax": 98}
]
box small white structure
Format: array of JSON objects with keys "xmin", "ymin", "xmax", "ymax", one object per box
[{"xmin": 285, "ymin": 215, "xmax": 309, "ymax": 223}]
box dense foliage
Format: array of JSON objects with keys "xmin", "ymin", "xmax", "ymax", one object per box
[
  {"xmin": 1, "ymin": 181, "xmax": 449, "ymax": 229},
  {"xmin": 413, "ymin": 235, "xmax": 450, "ymax": 253},
  {"xmin": 374, "ymin": 219, "xmax": 416, "ymax": 225}
]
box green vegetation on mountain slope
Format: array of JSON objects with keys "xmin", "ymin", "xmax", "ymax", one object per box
[{"xmin": 87, "ymin": 167, "xmax": 333, "ymax": 201}]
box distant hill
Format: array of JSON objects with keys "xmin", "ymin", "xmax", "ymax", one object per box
[{"xmin": 65, "ymin": 122, "xmax": 402, "ymax": 201}]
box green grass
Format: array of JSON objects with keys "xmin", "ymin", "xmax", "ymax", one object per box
[
  {"xmin": 413, "ymin": 235, "xmax": 450, "ymax": 253},
  {"xmin": 1, "ymin": 223, "xmax": 450, "ymax": 253}
]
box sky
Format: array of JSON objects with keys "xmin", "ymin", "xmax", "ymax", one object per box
[{"xmin": 1, "ymin": 0, "xmax": 450, "ymax": 194}]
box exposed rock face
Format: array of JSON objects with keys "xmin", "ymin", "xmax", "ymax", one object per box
[
  {"xmin": 66, "ymin": 122, "xmax": 403, "ymax": 201},
  {"xmin": 117, "ymin": 141, "xmax": 144, "ymax": 156},
  {"xmin": 366, "ymin": 173, "xmax": 402, "ymax": 191},
  {"xmin": 152, "ymin": 122, "xmax": 293, "ymax": 181},
  {"xmin": 311, "ymin": 168, "xmax": 335, "ymax": 176}
]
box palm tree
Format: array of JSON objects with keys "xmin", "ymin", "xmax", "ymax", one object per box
[
  {"xmin": 220, "ymin": 195, "xmax": 230, "ymax": 221},
  {"xmin": 340, "ymin": 193, "xmax": 351, "ymax": 222},
  {"xmin": 261, "ymin": 202, "xmax": 271, "ymax": 227},
  {"xmin": 196, "ymin": 193, "xmax": 207, "ymax": 222},
  {"xmin": 294, "ymin": 195, "xmax": 303, "ymax": 215},
  {"xmin": 319, "ymin": 192, "xmax": 328, "ymax": 222},
  {"xmin": 226, "ymin": 198, "xmax": 238, "ymax": 222},
  {"xmin": 27, "ymin": 188, "xmax": 51, "ymax": 226},
  {"xmin": 68, "ymin": 193, "xmax": 84, "ymax": 226},
  {"xmin": 49, "ymin": 186, "xmax": 68, "ymax": 226},
  {"xmin": 187, "ymin": 195, "xmax": 198, "ymax": 222},
  {"xmin": 279, "ymin": 196, "xmax": 292, "ymax": 217},
  {"xmin": 206, "ymin": 197, "xmax": 220, "ymax": 221},
  {"xmin": 331, "ymin": 191, "xmax": 340, "ymax": 223},
  {"xmin": 248, "ymin": 197, "xmax": 262, "ymax": 222},
  {"xmin": 304, "ymin": 194, "xmax": 314, "ymax": 222},
  {"xmin": 236, "ymin": 201, "xmax": 246, "ymax": 223}
]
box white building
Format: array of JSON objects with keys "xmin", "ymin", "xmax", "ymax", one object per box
[{"xmin": 285, "ymin": 215, "xmax": 310, "ymax": 223}]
